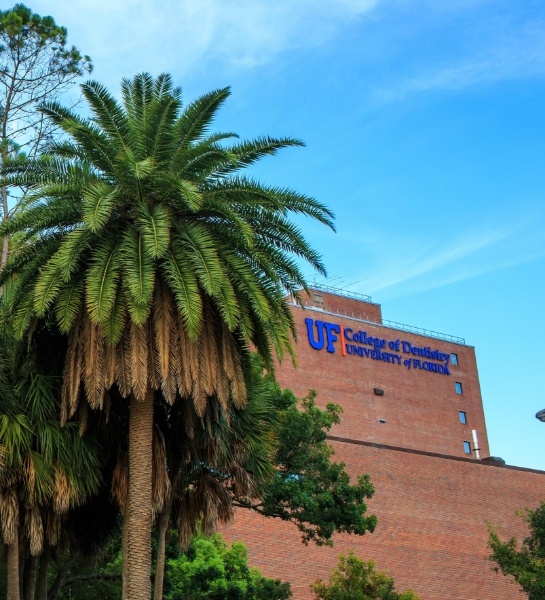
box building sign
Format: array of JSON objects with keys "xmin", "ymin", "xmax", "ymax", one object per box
[{"xmin": 305, "ymin": 318, "xmax": 451, "ymax": 376}]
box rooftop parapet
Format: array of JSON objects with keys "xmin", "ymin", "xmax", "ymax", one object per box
[{"xmin": 290, "ymin": 284, "xmax": 466, "ymax": 346}]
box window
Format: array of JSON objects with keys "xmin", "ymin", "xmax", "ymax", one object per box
[
  {"xmin": 459, "ymin": 411, "xmax": 467, "ymax": 424},
  {"xmin": 312, "ymin": 293, "xmax": 324, "ymax": 307},
  {"xmin": 463, "ymin": 441, "xmax": 471, "ymax": 454},
  {"xmin": 455, "ymin": 381, "xmax": 463, "ymax": 395},
  {"xmin": 451, "ymin": 353, "xmax": 458, "ymax": 366}
]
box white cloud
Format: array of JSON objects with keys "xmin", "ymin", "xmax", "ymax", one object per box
[
  {"xmin": 343, "ymin": 216, "xmax": 545, "ymax": 300},
  {"xmin": 33, "ymin": 0, "xmax": 379, "ymax": 85},
  {"xmin": 368, "ymin": 19, "xmax": 545, "ymax": 107}
]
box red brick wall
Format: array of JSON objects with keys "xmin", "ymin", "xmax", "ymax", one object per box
[
  {"xmin": 222, "ymin": 441, "xmax": 543, "ymax": 600},
  {"xmin": 296, "ymin": 289, "xmax": 383, "ymax": 324},
  {"xmin": 220, "ymin": 291, "xmax": 530, "ymax": 599},
  {"xmin": 278, "ymin": 294, "xmax": 488, "ymax": 458}
]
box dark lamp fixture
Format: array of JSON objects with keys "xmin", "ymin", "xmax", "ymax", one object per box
[{"xmin": 536, "ymin": 409, "xmax": 545, "ymax": 422}]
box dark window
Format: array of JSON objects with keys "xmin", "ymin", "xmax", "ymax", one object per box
[
  {"xmin": 451, "ymin": 353, "xmax": 458, "ymax": 366},
  {"xmin": 463, "ymin": 441, "xmax": 471, "ymax": 454},
  {"xmin": 459, "ymin": 411, "xmax": 467, "ymax": 424},
  {"xmin": 455, "ymin": 381, "xmax": 463, "ymax": 395}
]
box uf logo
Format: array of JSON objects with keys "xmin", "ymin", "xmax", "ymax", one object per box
[{"xmin": 305, "ymin": 318, "xmax": 340, "ymax": 353}]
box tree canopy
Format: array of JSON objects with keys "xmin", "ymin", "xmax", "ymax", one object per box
[
  {"xmin": 489, "ymin": 502, "xmax": 545, "ymax": 600},
  {"xmin": 165, "ymin": 534, "xmax": 291, "ymax": 600},
  {"xmin": 311, "ymin": 553, "xmax": 419, "ymax": 600},
  {"xmin": 0, "ymin": 3, "xmax": 92, "ymax": 160},
  {"xmin": 235, "ymin": 367, "xmax": 377, "ymax": 546},
  {"xmin": 0, "ymin": 3, "xmax": 92, "ymax": 266}
]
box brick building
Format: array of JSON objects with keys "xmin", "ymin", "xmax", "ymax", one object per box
[{"xmin": 222, "ymin": 287, "xmax": 544, "ymax": 599}]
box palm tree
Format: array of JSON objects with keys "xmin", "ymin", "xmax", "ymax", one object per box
[
  {"xmin": 0, "ymin": 387, "xmax": 27, "ymax": 600},
  {"xmin": 0, "ymin": 73, "xmax": 334, "ymax": 599},
  {"xmin": 153, "ymin": 355, "xmax": 279, "ymax": 600},
  {"xmin": 0, "ymin": 332, "xmax": 101, "ymax": 600}
]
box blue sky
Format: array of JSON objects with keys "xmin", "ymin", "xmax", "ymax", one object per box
[{"xmin": 32, "ymin": 0, "xmax": 545, "ymax": 469}]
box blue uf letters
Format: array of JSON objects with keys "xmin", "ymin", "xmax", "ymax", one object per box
[
  {"xmin": 305, "ymin": 318, "xmax": 339, "ymax": 353},
  {"xmin": 305, "ymin": 318, "xmax": 450, "ymax": 376}
]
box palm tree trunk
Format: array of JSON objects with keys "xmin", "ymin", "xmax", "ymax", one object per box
[
  {"xmin": 36, "ymin": 545, "xmax": 50, "ymax": 600},
  {"xmin": 19, "ymin": 541, "xmax": 25, "ymax": 600},
  {"xmin": 124, "ymin": 390, "xmax": 154, "ymax": 600},
  {"xmin": 24, "ymin": 554, "xmax": 39, "ymax": 600},
  {"xmin": 122, "ymin": 513, "xmax": 128, "ymax": 600},
  {"xmin": 7, "ymin": 540, "xmax": 21, "ymax": 600},
  {"xmin": 153, "ymin": 468, "xmax": 180, "ymax": 600},
  {"xmin": 152, "ymin": 499, "xmax": 171, "ymax": 600}
]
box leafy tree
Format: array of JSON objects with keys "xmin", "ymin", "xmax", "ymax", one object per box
[
  {"xmin": 236, "ymin": 376, "xmax": 377, "ymax": 546},
  {"xmin": 311, "ymin": 553, "xmax": 419, "ymax": 600},
  {"xmin": 0, "ymin": 3, "xmax": 92, "ymax": 266},
  {"xmin": 489, "ymin": 502, "xmax": 545, "ymax": 599},
  {"xmin": 164, "ymin": 534, "xmax": 291, "ymax": 600},
  {"xmin": 0, "ymin": 73, "xmax": 334, "ymax": 599},
  {"xmin": 48, "ymin": 531, "xmax": 290, "ymax": 600}
]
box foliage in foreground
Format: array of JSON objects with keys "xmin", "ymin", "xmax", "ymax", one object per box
[
  {"xmin": 311, "ymin": 553, "xmax": 419, "ymax": 600},
  {"xmin": 0, "ymin": 347, "xmax": 376, "ymax": 598},
  {"xmin": 165, "ymin": 534, "xmax": 291, "ymax": 600},
  {"xmin": 238, "ymin": 374, "xmax": 377, "ymax": 546},
  {"xmin": 489, "ymin": 501, "xmax": 545, "ymax": 600},
  {"xmin": 51, "ymin": 532, "xmax": 291, "ymax": 600}
]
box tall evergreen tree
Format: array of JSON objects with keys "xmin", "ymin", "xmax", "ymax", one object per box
[
  {"xmin": 0, "ymin": 3, "xmax": 92, "ymax": 266},
  {"xmin": 0, "ymin": 73, "xmax": 334, "ymax": 600}
]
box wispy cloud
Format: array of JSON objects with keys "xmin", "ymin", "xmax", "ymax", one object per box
[
  {"xmin": 368, "ymin": 13, "xmax": 545, "ymax": 107},
  {"xmin": 362, "ymin": 228, "xmax": 511, "ymax": 292},
  {"xmin": 36, "ymin": 0, "xmax": 379, "ymax": 85},
  {"xmin": 344, "ymin": 217, "xmax": 545, "ymax": 300}
]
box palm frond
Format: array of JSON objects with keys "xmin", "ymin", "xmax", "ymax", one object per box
[
  {"xmin": 175, "ymin": 223, "xmax": 225, "ymax": 299},
  {"xmin": 82, "ymin": 182, "xmax": 119, "ymax": 232},
  {"xmin": 136, "ymin": 204, "xmax": 171, "ymax": 259},
  {"xmin": 33, "ymin": 255, "xmax": 64, "ymax": 317},
  {"xmin": 85, "ymin": 237, "xmax": 121, "ymax": 325},
  {"xmin": 54, "ymin": 277, "xmax": 85, "ymax": 333},
  {"xmin": 121, "ymin": 228, "xmax": 155, "ymax": 325},
  {"xmin": 101, "ymin": 283, "xmax": 127, "ymax": 345},
  {"xmin": 174, "ymin": 87, "xmax": 231, "ymax": 151},
  {"xmin": 81, "ymin": 80, "xmax": 130, "ymax": 148},
  {"xmin": 215, "ymin": 136, "xmax": 305, "ymax": 176},
  {"xmin": 161, "ymin": 246, "xmax": 202, "ymax": 340},
  {"xmin": 41, "ymin": 101, "xmax": 118, "ymax": 174}
]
